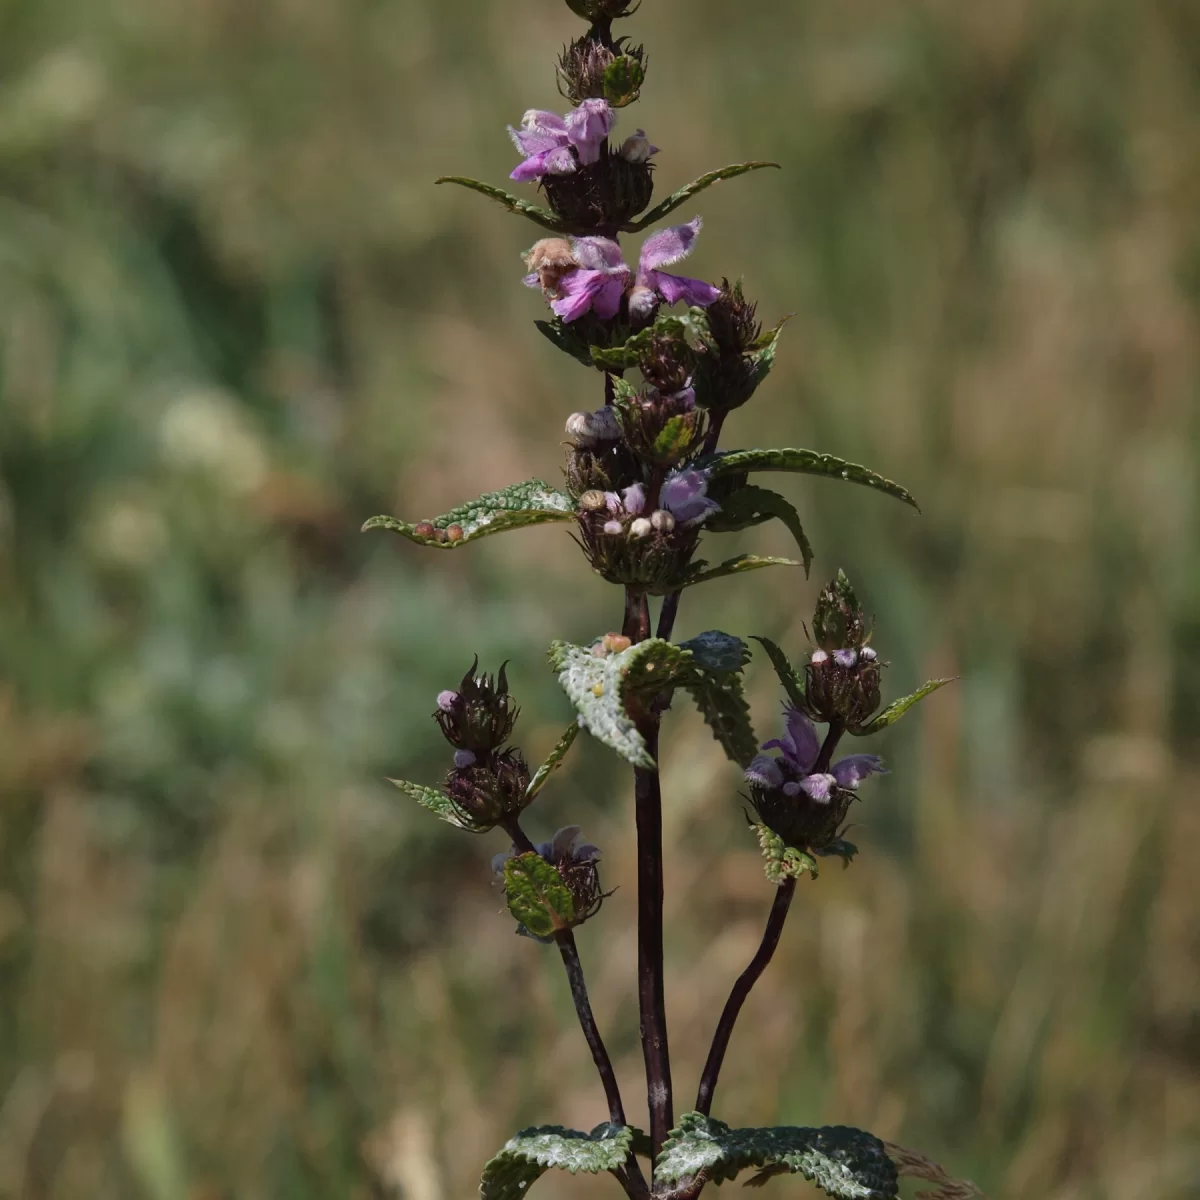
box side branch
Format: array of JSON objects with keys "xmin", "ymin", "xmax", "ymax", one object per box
[{"xmin": 694, "ymin": 876, "xmax": 797, "ymax": 1115}]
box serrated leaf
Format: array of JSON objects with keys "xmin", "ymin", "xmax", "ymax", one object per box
[
  {"xmin": 363, "ymin": 480, "xmax": 575, "ymax": 549},
  {"xmin": 655, "ymin": 1112, "xmax": 898, "ymax": 1199},
  {"xmin": 707, "ymin": 485, "xmax": 814, "ymax": 575},
  {"xmin": 387, "ymin": 779, "xmax": 468, "ymax": 829},
  {"xmin": 549, "ymin": 639, "xmax": 691, "ymax": 768},
  {"xmin": 680, "ymin": 554, "xmax": 801, "ymax": 589},
  {"xmin": 754, "ymin": 823, "xmax": 818, "ymax": 883},
  {"xmin": 855, "ymin": 678, "xmax": 954, "ymax": 735},
  {"xmin": 746, "ymin": 316, "xmax": 790, "ymax": 390},
  {"xmin": 589, "ymin": 314, "xmax": 691, "ymax": 371},
  {"xmin": 696, "ymin": 448, "xmax": 920, "ymax": 511},
  {"xmin": 678, "ymin": 631, "xmax": 752, "ymax": 674},
  {"xmin": 504, "ymin": 853, "xmax": 575, "ymax": 940},
  {"xmin": 623, "ymin": 162, "xmax": 780, "ymax": 231},
  {"xmin": 480, "ymin": 1124, "xmax": 634, "ymax": 1200},
  {"xmin": 682, "ymin": 667, "xmax": 758, "ymax": 767},
  {"xmin": 750, "ymin": 636, "xmax": 806, "ymax": 709},
  {"xmin": 525, "ymin": 723, "xmax": 580, "ymax": 801},
  {"xmin": 436, "ymin": 176, "xmax": 568, "ymax": 233}
]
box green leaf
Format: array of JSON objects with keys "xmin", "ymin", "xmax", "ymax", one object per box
[
  {"xmin": 754, "ymin": 823, "xmax": 818, "ymax": 883},
  {"xmin": 746, "ymin": 315, "xmax": 790, "ymax": 391},
  {"xmin": 549, "ymin": 639, "xmax": 691, "ymax": 769},
  {"xmin": 603, "ymin": 55, "xmax": 645, "ymax": 106},
  {"xmin": 680, "ymin": 554, "xmax": 801, "ymax": 589},
  {"xmin": 655, "ymin": 1112, "xmax": 899, "ymax": 1199},
  {"xmin": 589, "ymin": 313, "xmax": 692, "ymax": 371},
  {"xmin": 707, "ymin": 484, "xmax": 814, "ymax": 575},
  {"xmin": 750, "ymin": 636, "xmax": 806, "ymax": 709},
  {"xmin": 696, "ymin": 448, "xmax": 919, "ymax": 511},
  {"xmin": 678, "ymin": 630, "xmax": 752, "ymax": 674},
  {"xmin": 363, "ymin": 480, "xmax": 575, "ymax": 549},
  {"xmin": 682, "ymin": 666, "xmax": 758, "ymax": 768},
  {"xmin": 503, "ymin": 853, "xmax": 575, "ymax": 940},
  {"xmin": 435, "ymin": 177, "xmax": 568, "ymax": 233},
  {"xmin": 525, "ymin": 723, "xmax": 581, "ymax": 801},
  {"xmin": 387, "ymin": 779, "xmax": 468, "ymax": 829},
  {"xmin": 535, "ymin": 319, "xmax": 596, "ymax": 368},
  {"xmin": 854, "ymin": 678, "xmax": 954, "ymax": 735},
  {"xmin": 480, "ymin": 1124, "xmax": 634, "ymax": 1200},
  {"xmin": 623, "ymin": 162, "xmax": 781, "ymax": 231}
]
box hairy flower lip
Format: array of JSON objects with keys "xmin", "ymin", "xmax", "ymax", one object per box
[
  {"xmin": 508, "ymin": 99, "xmax": 618, "ymax": 182},
  {"xmin": 749, "ymin": 706, "xmax": 887, "ymax": 798}
]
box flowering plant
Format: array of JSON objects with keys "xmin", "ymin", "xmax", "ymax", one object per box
[{"xmin": 368, "ymin": 5, "xmax": 977, "ymax": 1197}]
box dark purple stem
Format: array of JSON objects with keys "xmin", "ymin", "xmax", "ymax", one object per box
[
  {"xmin": 694, "ymin": 721, "xmax": 846, "ymax": 1116},
  {"xmin": 694, "ymin": 876, "xmax": 796, "ymax": 1115},
  {"xmin": 622, "ymin": 589, "xmax": 673, "ymax": 1169}
]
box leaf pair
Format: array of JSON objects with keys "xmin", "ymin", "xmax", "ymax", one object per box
[
  {"xmin": 550, "ymin": 631, "xmax": 759, "ymax": 769},
  {"xmin": 479, "ymin": 1114, "xmax": 899, "ymax": 1199},
  {"xmin": 436, "ymin": 161, "xmax": 779, "ymax": 238}
]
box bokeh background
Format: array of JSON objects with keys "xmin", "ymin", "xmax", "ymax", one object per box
[{"xmin": 1, "ymin": 0, "xmax": 1198, "ymax": 1196}]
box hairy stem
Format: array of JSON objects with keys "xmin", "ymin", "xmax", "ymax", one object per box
[
  {"xmin": 694, "ymin": 876, "xmax": 796, "ymax": 1115},
  {"xmin": 622, "ymin": 589, "xmax": 673, "ymax": 1171}
]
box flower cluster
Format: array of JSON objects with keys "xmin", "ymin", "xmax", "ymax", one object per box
[
  {"xmin": 524, "ymin": 218, "xmax": 719, "ymax": 325},
  {"xmin": 434, "ymin": 662, "xmax": 530, "ymax": 831},
  {"xmin": 493, "ymin": 825, "xmax": 607, "ymax": 940}
]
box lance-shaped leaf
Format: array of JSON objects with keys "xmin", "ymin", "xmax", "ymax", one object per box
[
  {"xmin": 655, "ymin": 1112, "xmax": 899, "ymax": 1199},
  {"xmin": 387, "ymin": 779, "xmax": 469, "ymax": 829},
  {"xmin": 435, "ymin": 177, "xmax": 568, "ymax": 233},
  {"xmin": 503, "ymin": 852, "xmax": 576, "ymax": 940},
  {"xmin": 853, "ymin": 678, "xmax": 954, "ymax": 736},
  {"xmin": 746, "ymin": 315, "xmax": 790, "ymax": 392},
  {"xmin": 623, "ymin": 162, "xmax": 780, "ymax": 231},
  {"xmin": 695, "ymin": 448, "xmax": 919, "ymax": 511},
  {"xmin": 707, "ymin": 484, "xmax": 814, "ymax": 575},
  {"xmin": 480, "ymin": 1124, "xmax": 635, "ymax": 1200},
  {"xmin": 754, "ymin": 823, "xmax": 818, "ymax": 883},
  {"xmin": 525, "ymin": 723, "xmax": 580, "ymax": 801},
  {"xmin": 750, "ymin": 635, "xmax": 806, "ymax": 710},
  {"xmin": 363, "ymin": 480, "xmax": 575, "ymax": 549},
  {"xmin": 549, "ymin": 639, "xmax": 691, "ymax": 768},
  {"xmin": 679, "ymin": 554, "xmax": 801, "ymax": 589}
]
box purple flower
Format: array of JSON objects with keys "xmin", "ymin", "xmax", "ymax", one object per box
[
  {"xmin": 530, "ymin": 236, "xmax": 631, "ymax": 322},
  {"xmin": 660, "ymin": 468, "xmax": 720, "ymax": 526},
  {"xmin": 622, "ymin": 483, "xmax": 647, "ymax": 515},
  {"xmin": 454, "ymin": 749, "xmax": 477, "ymax": 769},
  {"xmin": 436, "ymin": 690, "xmax": 459, "ymax": 712},
  {"xmin": 629, "ymin": 218, "xmax": 722, "ymax": 318},
  {"xmin": 508, "ymin": 101, "xmax": 615, "ymax": 181},
  {"xmin": 749, "ymin": 706, "xmax": 887, "ymax": 802},
  {"xmin": 833, "ymin": 649, "xmax": 858, "ymax": 668}
]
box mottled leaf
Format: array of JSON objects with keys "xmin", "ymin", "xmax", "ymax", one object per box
[
  {"xmin": 750, "ymin": 635, "xmax": 806, "ymax": 709},
  {"xmin": 855, "ymin": 678, "xmax": 954, "ymax": 736},
  {"xmin": 680, "ymin": 554, "xmax": 801, "ymax": 589},
  {"xmin": 655, "ymin": 1112, "xmax": 898, "ymax": 1199},
  {"xmin": 589, "ymin": 314, "xmax": 692, "ymax": 371},
  {"xmin": 435, "ymin": 176, "xmax": 568, "ymax": 233},
  {"xmin": 363, "ymin": 480, "xmax": 575, "ymax": 549},
  {"xmin": 707, "ymin": 484, "xmax": 814, "ymax": 575},
  {"xmin": 535, "ymin": 319, "xmax": 597, "ymax": 367},
  {"xmin": 387, "ymin": 779, "xmax": 468, "ymax": 829},
  {"xmin": 525, "ymin": 723, "xmax": 581, "ymax": 801},
  {"xmin": 696, "ymin": 448, "xmax": 919, "ymax": 511},
  {"xmin": 503, "ymin": 853, "xmax": 575, "ymax": 940},
  {"xmin": 754, "ymin": 823, "xmax": 818, "ymax": 883},
  {"xmin": 603, "ymin": 55, "xmax": 645, "ymax": 106},
  {"xmin": 624, "ymin": 162, "xmax": 780, "ymax": 231},
  {"xmin": 549, "ymin": 639, "xmax": 691, "ymax": 768},
  {"xmin": 480, "ymin": 1124, "xmax": 635, "ymax": 1200}
]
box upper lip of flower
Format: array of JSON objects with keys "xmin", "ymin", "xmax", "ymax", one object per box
[
  {"xmin": 752, "ymin": 706, "xmax": 887, "ymax": 795},
  {"xmin": 508, "ymin": 100, "xmax": 616, "ymax": 181}
]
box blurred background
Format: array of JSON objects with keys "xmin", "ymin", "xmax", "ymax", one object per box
[{"xmin": 1, "ymin": 0, "xmax": 1198, "ymax": 1196}]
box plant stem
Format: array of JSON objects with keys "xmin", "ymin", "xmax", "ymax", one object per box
[
  {"xmin": 622, "ymin": 589, "xmax": 674, "ymax": 1171},
  {"xmin": 694, "ymin": 876, "xmax": 796, "ymax": 1115}
]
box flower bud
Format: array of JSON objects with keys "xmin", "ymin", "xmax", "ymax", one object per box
[
  {"xmin": 603, "ymin": 519, "xmax": 624, "ymax": 536},
  {"xmin": 812, "ymin": 570, "xmax": 869, "ymax": 653},
  {"xmin": 629, "ymin": 517, "xmax": 652, "ymax": 539},
  {"xmin": 620, "ymin": 129, "xmax": 658, "ymax": 163},
  {"xmin": 434, "ymin": 659, "xmax": 519, "ymax": 753},
  {"xmin": 649, "ymin": 509, "xmax": 675, "ymax": 534},
  {"xmin": 524, "ymin": 238, "xmax": 577, "ymax": 298},
  {"xmin": 578, "ymin": 489, "xmax": 608, "ymax": 513},
  {"xmin": 446, "ymin": 748, "xmax": 532, "ymax": 832},
  {"xmin": 564, "ymin": 0, "xmax": 639, "ymax": 22}
]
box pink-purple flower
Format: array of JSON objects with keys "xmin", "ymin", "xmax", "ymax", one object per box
[
  {"xmin": 599, "ymin": 468, "xmax": 719, "ymax": 533},
  {"xmin": 523, "ymin": 218, "xmax": 720, "ymax": 324},
  {"xmin": 508, "ymin": 100, "xmax": 617, "ymax": 182},
  {"xmin": 745, "ymin": 707, "xmax": 887, "ymax": 802}
]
